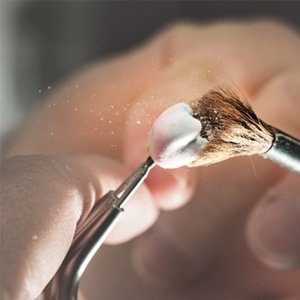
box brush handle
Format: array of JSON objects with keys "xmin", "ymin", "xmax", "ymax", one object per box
[{"xmin": 264, "ymin": 127, "xmax": 300, "ymax": 175}]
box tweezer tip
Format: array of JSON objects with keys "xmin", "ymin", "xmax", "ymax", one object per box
[
  {"xmin": 114, "ymin": 156, "xmax": 155, "ymax": 204},
  {"xmin": 145, "ymin": 156, "xmax": 155, "ymax": 168}
]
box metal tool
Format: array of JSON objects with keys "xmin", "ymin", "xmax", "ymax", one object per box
[
  {"xmin": 263, "ymin": 127, "xmax": 300, "ymax": 175},
  {"xmin": 45, "ymin": 156, "xmax": 155, "ymax": 299}
]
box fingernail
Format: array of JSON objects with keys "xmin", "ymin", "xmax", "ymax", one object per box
[
  {"xmin": 247, "ymin": 176, "xmax": 300, "ymax": 269},
  {"xmin": 132, "ymin": 226, "xmax": 194, "ymax": 288}
]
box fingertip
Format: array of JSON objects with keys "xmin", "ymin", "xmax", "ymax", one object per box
[
  {"xmin": 246, "ymin": 174, "xmax": 300, "ymax": 270},
  {"xmin": 146, "ymin": 166, "xmax": 195, "ymax": 210}
]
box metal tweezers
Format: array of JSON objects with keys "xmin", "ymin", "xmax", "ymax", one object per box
[{"xmin": 45, "ymin": 156, "xmax": 155, "ymax": 299}]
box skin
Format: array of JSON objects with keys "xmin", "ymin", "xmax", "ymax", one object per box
[{"xmin": 1, "ymin": 20, "xmax": 300, "ymax": 299}]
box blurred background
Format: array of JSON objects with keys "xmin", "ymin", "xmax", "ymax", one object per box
[{"xmin": 1, "ymin": 0, "xmax": 300, "ymax": 144}]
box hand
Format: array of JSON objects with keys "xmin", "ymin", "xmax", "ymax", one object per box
[
  {"xmin": 124, "ymin": 20, "xmax": 300, "ymax": 298},
  {"xmin": 5, "ymin": 20, "xmax": 300, "ymax": 299},
  {"xmin": 0, "ymin": 154, "xmax": 157, "ymax": 299}
]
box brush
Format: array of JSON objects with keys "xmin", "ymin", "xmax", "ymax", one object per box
[{"xmin": 148, "ymin": 88, "xmax": 300, "ymax": 174}]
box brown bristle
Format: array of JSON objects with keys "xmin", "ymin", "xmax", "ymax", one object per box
[{"xmin": 189, "ymin": 88, "xmax": 274, "ymax": 167}]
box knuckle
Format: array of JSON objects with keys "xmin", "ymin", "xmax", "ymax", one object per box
[
  {"xmin": 152, "ymin": 21, "xmax": 200, "ymax": 66},
  {"xmin": 158, "ymin": 21, "xmax": 198, "ymax": 47}
]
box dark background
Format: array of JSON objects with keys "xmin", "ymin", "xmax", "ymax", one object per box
[
  {"xmin": 18, "ymin": 1, "xmax": 300, "ymax": 91},
  {"xmin": 1, "ymin": 1, "xmax": 300, "ymax": 138}
]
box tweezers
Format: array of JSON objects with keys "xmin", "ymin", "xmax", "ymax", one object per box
[{"xmin": 45, "ymin": 156, "xmax": 155, "ymax": 299}]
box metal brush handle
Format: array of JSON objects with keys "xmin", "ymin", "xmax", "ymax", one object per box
[{"xmin": 264, "ymin": 127, "xmax": 300, "ymax": 175}]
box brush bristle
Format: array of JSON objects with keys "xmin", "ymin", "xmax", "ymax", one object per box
[{"xmin": 189, "ymin": 88, "xmax": 274, "ymax": 167}]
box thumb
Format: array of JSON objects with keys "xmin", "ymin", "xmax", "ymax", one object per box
[
  {"xmin": 0, "ymin": 154, "xmax": 157, "ymax": 299},
  {"xmin": 247, "ymin": 174, "xmax": 300, "ymax": 269}
]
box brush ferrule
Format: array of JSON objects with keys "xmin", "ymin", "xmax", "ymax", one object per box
[{"xmin": 263, "ymin": 127, "xmax": 300, "ymax": 175}]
